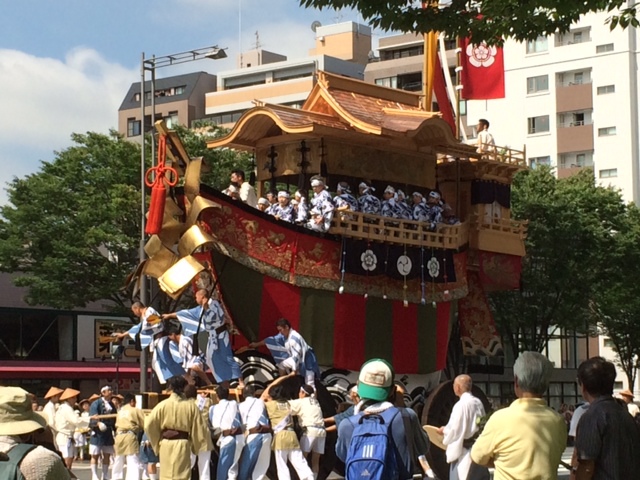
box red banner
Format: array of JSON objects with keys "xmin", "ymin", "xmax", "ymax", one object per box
[{"xmin": 460, "ymin": 38, "xmax": 505, "ymax": 100}]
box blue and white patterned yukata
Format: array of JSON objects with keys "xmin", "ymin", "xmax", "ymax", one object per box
[{"xmin": 176, "ymin": 299, "xmax": 241, "ymax": 383}]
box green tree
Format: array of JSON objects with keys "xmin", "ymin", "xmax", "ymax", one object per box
[
  {"xmin": 300, "ymin": 0, "xmax": 638, "ymax": 44},
  {"xmin": 172, "ymin": 121, "xmax": 254, "ymax": 190},
  {"xmin": 0, "ymin": 131, "xmax": 141, "ymax": 311},
  {"xmin": 489, "ymin": 167, "xmax": 626, "ymax": 357},
  {"xmin": 591, "ymin": 203, "xmax": 640, "ymax": 389}
]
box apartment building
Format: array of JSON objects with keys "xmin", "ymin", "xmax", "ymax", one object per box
[
  {"xmin": 117, "ymin": 71, "xmax": 217, "ymax": 140},
  {"xmin": 204, "ymin": 21, "xmax": 371, "ymax": 127},
  {"xmin": 465, "ymin": 11, "xmax": 639, "ymax": 203}
]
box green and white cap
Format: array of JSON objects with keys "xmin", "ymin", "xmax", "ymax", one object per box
[{"xmin": 357, "ymin": 358, "xmax": 394, "ymax": 402}]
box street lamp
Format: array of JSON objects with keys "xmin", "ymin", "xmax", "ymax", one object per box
[{"xmin": 138, "ymin": 45, "xmax": 227, "ymax": 392}]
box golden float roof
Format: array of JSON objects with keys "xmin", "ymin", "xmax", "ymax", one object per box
[{"xmin": 207, "ymin": 71, "xmax": 468, "ymax": 155}]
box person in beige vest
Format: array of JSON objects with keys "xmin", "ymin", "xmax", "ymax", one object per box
[
  {"xmin": 114, "ymin": 394, "xmax": 145, "ymax": 480},
  {"xmin": 145, "ymin": 376, "xmax": 210, "ymax": 480}
]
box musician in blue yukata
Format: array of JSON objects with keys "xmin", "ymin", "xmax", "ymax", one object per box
[
  {"xmin": 357, "ymin": 181, "xmax": 381, "ymax": 215},
  {"xmin": 306, "ymin": 178, "xmax": 335, "ymax": 232},
  {"xmin": 426, "ymin": 191, "xmax": 444, "ymax": 230},
  {"xmin": 249, "ymin": 318, "xmax": 320, "ymax": 388},
  {"xmin": 412, "ymin": 191, "xmax": 431, "ymax": 222},
  {"xmin": 165, "ymin": 320, "xmax": 212, "ymax": 386},
  {"xmin": 163, "ymin": 289, "xmax": 243, "ymax": 389},
  {"xmin": 381, "ymin": 185, "xmax": 411, "ymax": 219},
  {"xmin": 396, "ymin": 189, "xmax": 414, "ymax": 219},
  {"xmin": 209, "ymin": 386, "xmax": 245, "ymax": 480},
  {"xmin": 333, "ymin": 181, "xmax": 359, "ymax": 214},
  {"xmin": 270, "ymin": 191, "xmax": 295, "ymax": 223},
  {"xmin": 294, "ymin": 190, "xmax": 309, "ymax": 224}
]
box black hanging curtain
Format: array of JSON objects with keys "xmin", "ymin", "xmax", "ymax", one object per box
[{"xmin": 471, "ymin": 180, "xmax": 511, "ymax": 208}]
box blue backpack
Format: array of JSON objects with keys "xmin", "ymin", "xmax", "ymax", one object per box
[{"xmin": 344, "ymin": 407, "xmax": 408, "ymax": 480}]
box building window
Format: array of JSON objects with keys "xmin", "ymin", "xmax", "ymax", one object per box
[
  {"xmin": 375, "ymin": 77, "xmax": 398, "ymax": 89},
  {"xmin": 597, "ymin": 85, "xmax": 615, "ymax": 95},
  {"xmin": 165, "ymin": 111, "xmax": 179, "ymax": 128},
  {"xmin": 526, "ymin": 36, "xmax": 548, "ymax": 54},
  {"xmin": 174, "ymin": 86, "xmax": 185, "ymax": 95},
  {"xmin": 529, "ymin": 156, "xmax": 551, "ymax": 168},
  {"xmin": 458, "ymin": 100, "xmax": 467, "ymax": 116},
  {"xmin": 528, "ymin": 115, "xmax": 550, "ymax": 134},
  {"xmin": 596, "ymin": 43, "xmax": 614, "ymax": 53},
  {"xmin": 133, "ymin": 93, "xmax": 140, "ymax": 102},
  {"xmin": 614, "ymin": 381, "xmax": 624, "ymax": 391},
  {"xmin": 127, "ymin": 118, "xmax": 141, "ymax": 137},
  {"xmin": 599, "ymin": 168, "xmax": 618, "ymax": 178},
  {"xmin": 598, "ymin": 126, "xmax": 617, "ymax": 136},
  {"xmin": 527, "ymin": 75, "xmax": 549, "ymax": 94},
  {"xmin": 603, "ymin": 337, "xmax": 615, "ymax": 348}
]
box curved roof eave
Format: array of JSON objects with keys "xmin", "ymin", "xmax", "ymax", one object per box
[{"xmin": 206, "ymin": 106, "xmax": 337, "ymax": 150}]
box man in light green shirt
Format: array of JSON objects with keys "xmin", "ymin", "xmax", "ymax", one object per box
[{"xmin": 471, "ymin": 351, "xmax": 567, "ymax": 480}]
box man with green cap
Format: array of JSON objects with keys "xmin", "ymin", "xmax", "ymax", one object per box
[
  {"xmin": 336, "ymin": 358, "xmax": 429, "ymax": 478},
  {"xmin": 0, "ymin": 386, "xmax": 71, "ymax": 479}
]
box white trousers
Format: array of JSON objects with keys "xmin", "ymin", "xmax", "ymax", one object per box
[
  {"xmin": 111, "ymin": 454, "xmax": 124, "ymax": 480},
  {"xmin": 111, "ymin": 454, "xmax": 140, "ymax": 480},
  {"xmin": 190, "ymin": 450, "xmax": 211, "ymax": 480},
  {"xmin": 450, "ymin": 449, "xmax": 472, "ymax": 480},
  {"xmin": 274, "ymin": 449, "xmax": 314, "ymax": 480}
]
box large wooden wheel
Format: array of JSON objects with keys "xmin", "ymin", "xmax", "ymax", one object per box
[{"xmin": 421, "ymin": 380, "xmax": 491, "ymax": 480}]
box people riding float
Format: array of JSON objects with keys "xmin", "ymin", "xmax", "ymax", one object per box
[
  {"xmin": 249, "ymin": 318, "xmax": 320, "ymax": 388},
  {"xmin": 230, "ymin": 169, "xmax": 258, "ymax": 208},
  {"xmin": 357, "ymin": 181, "xmax": 381, "ymax": 215},
  {"xmin": 381, "ymin": 185, "xmax": 406, "ymax": 220},
  {"xmin": 333, "ymin": 181, "xmax": 359, "ymax": 219},
  {"xmin": 164, "ymin": 320, "xmax": 212, "ymax": 386},
  {"xmin": 163, "ymin": 289, "xmax": 244, "ymax": 389},
  {"xmin": 270, "ymin": 190, "xmax": 295, "ymax": 223},
  {"xmin": 306, "ymin": 177, "xmax": 335, "ymax": 232},
  {"xmin": 396, "ymin": 189, "xmax": 413, "ymax": 219},
  {"xmin": 294, "ymin": 190, "xmax": 309, "ymax": 224},
  {"xmin": 256, "ymin": 197, "xmax": 271, "ymax": 213},
  {"xmin": 426, "ymin": 191, "xmax": 444, "ymax": 231}
]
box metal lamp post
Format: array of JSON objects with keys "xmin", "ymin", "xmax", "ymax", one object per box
[{"xmin": 138, "ymin": 45, "xmax": 227, "ymax": 392}]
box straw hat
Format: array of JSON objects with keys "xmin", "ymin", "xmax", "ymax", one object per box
[
  {"xmin": 59, "ymin": 388, "xmax": 81, "ymax": 402},
  {"xmin": 88, "ymin": 393, "xmax": 100, "ymax": 403},
  {"xmin": 619, "ymin": 389, "xmax": 634, "ymax": 399},
  {"xmin": 44, "ymin": 386, "xmax": 63, "ymax": 399},
  {"xmin": 423, "ymin": 425, "xmax": 446, "ymax": 450},
  {"xmin": 0, "ymin": 387, "xmax": 47, "ymax": 436}
]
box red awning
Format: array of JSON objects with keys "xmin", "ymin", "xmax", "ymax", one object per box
[{"xmin": 0, "ymin": 361, "xmax": 145, "ymax": 380}]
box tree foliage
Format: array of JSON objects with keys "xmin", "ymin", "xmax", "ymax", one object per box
[
  {"xmin": 590, "ymin": 203, "xmax": 640, "ymax": 388},
  {"xmin": 300, "ymin": 0, "xmax": 637, "ymax": 44},
  {"xmin": 0, "ymin": 131, "xmax": 141, "ymax": 311},
  {"xmin": 489, "ymin": 167, "xmax": 626, "ymax": 357},
  {"xmin": 172, "ymin": 121, "xmax": 254, "ymax": 190}
]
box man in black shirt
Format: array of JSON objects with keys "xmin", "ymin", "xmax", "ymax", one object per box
[{"xmin": 574, "ymin": 356, "xmax": 640, "ymax": 479}]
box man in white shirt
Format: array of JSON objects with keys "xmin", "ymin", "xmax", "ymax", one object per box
[
  {"xmin": 238, "ymin": 385, "xmax": 272, "ymax": 480},
  {"xmin": 209, "ymin": 386, "xmax": 245, "ymax": 480},
  {"xmin": 476, "ymin": 119, "xmax": 495, "ymax": 155},
  {"xmin": 438, "ymin": 375, "xmax": 489, "ymax": 480},
  {"xmin": 231, "ymin": 169, "xmax": 257, "ymax": 207}
]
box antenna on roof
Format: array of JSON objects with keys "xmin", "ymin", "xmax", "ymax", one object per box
[
  {"xmin": 311, "ymin": 20, "xmax": 322, "ymax": 32},
  {"xmin": 254, "ymin": 30, "xmax": 262, "ymax": 50}
]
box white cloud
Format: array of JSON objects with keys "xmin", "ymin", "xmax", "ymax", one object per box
[{"xmin": 0, "ymin": 48, "xmax": 136, "ymax": 205}]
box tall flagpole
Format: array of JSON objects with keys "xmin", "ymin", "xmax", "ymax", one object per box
[{"xmin": 422, "ymin": 2, "xmax": 438, "ymax": 110}]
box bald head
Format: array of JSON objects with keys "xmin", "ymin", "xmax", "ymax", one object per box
[{"xmin": 454, "ymin": 375, "xmax": 472, "ymax": 397}]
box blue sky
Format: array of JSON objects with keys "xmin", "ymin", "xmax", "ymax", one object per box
[{"xmin": 0, "ymin": 0, "xmax": 372, "ymax": 204}]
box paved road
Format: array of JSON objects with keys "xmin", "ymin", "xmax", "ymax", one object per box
[{"xmin": 70, "ymin": 447, "xmax": 575, "ymax": 479}]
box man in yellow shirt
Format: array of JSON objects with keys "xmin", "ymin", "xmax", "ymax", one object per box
[{"xmin": 471, "ymin": 351, "xmax": 567, "ymax": 480}]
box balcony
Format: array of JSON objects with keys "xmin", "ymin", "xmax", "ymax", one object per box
[
  {"xmin": 557, "ymin": 165, "xmax": 592, "ymax": 179},
  {"xmin": 329, "ymin": 211, "xmax": 469, "ymax": 250},
  {"xmin": 557, "ymin": 123, "xmax": 594, "ymax": 154},
  {"xmin": 556, "ymin": 82, "xmax": 593, "ymax": 112},
  {"xmin": 469, "ymin": 215, "xmax": 528, "ymax": 257}
]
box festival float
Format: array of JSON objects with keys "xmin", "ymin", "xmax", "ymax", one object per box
[{"xmin": 136, "ymin": 71, "xmax": 527, "ymax": 478}]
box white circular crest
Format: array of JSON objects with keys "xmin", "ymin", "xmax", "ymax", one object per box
[
  {"xmin": 427, "ymin": 257, "xmax": 440, "ymax": 278},
  {"xmin": 397, "ymin": 255, "xmax": 412, "ymax": 276},
  {"xmin": 465, "ymin": 42, "xmax": 497, "ymax": 68}
]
